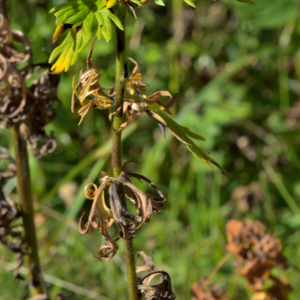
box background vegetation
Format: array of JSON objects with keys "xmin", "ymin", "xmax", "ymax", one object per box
[{"xmin": 1, "ymin": 0, "xmax": 300, "ymax": 299}]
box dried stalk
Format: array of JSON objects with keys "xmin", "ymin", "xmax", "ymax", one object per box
[{"xmin": 12, "ymin": 125, "xmax": 44, "ymax": 296}]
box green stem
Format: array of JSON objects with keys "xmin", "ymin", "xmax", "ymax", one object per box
[
  {"xmin": 112, "ymin": 5, "xmax": 139, "ymax": 300},
  {"xmin": 12, "ymin": 125, "xmax": 45, "ymax": 296}
]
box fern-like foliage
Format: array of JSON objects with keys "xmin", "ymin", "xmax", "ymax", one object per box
[
  {"xmin": 49, "ymin": 0, "xmax": 123, "ymax": 74},
  {"xmin": 151, "ymin": 0, "xmax": 256, "ymax": 7}
]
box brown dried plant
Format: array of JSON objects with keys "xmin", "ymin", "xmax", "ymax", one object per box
[
  {"xmin": 0, "ymin": 14, "xmax": 59, "ymax": 157},
  {"xmin": 226, "ymin": 220, "xmax": 290, "ymax": 299},
  {"xmin": 136, "ymin": 251, "xmax": 175, "ymax": 300},
  {"xmin": 0, "ymin": 147, "xmax": 24, "ymax": 279},
  {"xmin": 191, "ymin": 278, "xmax": 230, "ymax": 300},
  {"xmin": 71, "ymin": 41, "xmax": 226, "ymax": 173},
  {"xmin": 72, "ymin": 38, "xmax": 114, "ymax": 125},
  {"xmin": 79, "ymin": 161, "xmax": 166, "ymax": 261}
]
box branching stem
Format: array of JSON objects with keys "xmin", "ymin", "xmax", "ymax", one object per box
[{"xmin": 112, "ymin": 5, "xmax": 139, "ymax": 300}]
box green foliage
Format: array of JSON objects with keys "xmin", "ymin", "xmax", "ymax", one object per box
[
  {"xmin": 2, "ymin": 0, "xmax": 300, "ymax": 299},
  {"xmin": 49, "ymin": 0, "xmax": 123, "ymax": 73},
  {"xmin": 150, "ymin": 0, "xmax": 196, "ymax": 7},
  {"xmin": 150, "ymin": 107, "xmax": 226, "ymax": 172}
]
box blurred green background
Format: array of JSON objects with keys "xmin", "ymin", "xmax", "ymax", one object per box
[{"xmin": 1, "ymin": 0, "xmax": 300, "ymax": 299}]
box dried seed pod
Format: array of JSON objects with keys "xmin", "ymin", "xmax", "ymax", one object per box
[
  {"xmin": 136, "ymin": 251, "xmax": 175, "ymax": 300},
  {"xmin": 72, "ymin": 38, "xmax": 114, "ymax": 125},
  {"xmin": 79, "ymin": 162, "xmax": 166, "ymax": 261}
]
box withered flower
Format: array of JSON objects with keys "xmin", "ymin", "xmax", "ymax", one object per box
[
  {"xmin": 79, "ymin": 161, "xmax": 166, "ymax": 261},
  {"xmin": 0, "ymin": 14, "xmax": 60, "ymax": 158},
  {"xmin": 114, "ymin": 59, "xmax": 227, "ymax": 173},
  {"xmin": 70, "ymin": 44, "xmax": 225, "ymax": 172},
  {"xmin": 72, "ymin": 38, "xmax": 114, "ymax": 125},
  {"xmin": 136, "ymin": 251, "xmax": 175, "ymax": 300},
  {"xmin": 226, "ymin": 220, "xmax": 287, "ymax": 292},
  {"xmin": 191, "ymin": 278, "xmax": 230, "ymax": 300}
]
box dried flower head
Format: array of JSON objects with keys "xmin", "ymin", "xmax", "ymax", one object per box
[
  {"xmin": 79, "ymin": 161, "xmax": 166, "ymax": 261},
  {"xmin": 191, "ymin": 278, "xmax": 230, "ymax": 300},
  {"xmin": 72, "ymin": 38, "xmax": 114, "ymax": 125},
  {"xmin": 0, "ymin": 14, "xmax": 59, "ymax": 157},
  {"xmin": 136, "ymin": 251, "xmax": 175, "ymax": 300},
  {"xmin": 226, "ymin": 220, "xmax": 287, "ymax": 291}
]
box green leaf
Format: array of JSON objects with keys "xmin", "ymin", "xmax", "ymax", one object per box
[
  {"xmin": 54, "ymin": 6, "xmax": 78, "ymax": 18},
  {"xmin": 49, "ymin": 0, "xmax": 121, "ymax": 71},
  {"xmin": 71, "ymin": 29, "xmax": 83, "ymax": 65},
  {"xmin": 65, "ymin": 7, "xmax": 90, "ymax": 24},
  {"xmin": 183, "ymin": 0, "xmax": 196, "ymax": 8},
  {"xmin": 95, "ymin": 11, "xmax": 104, "ymax": 40},
  {"xmin": 152, "ymin": 0, "xmax": 165, "ymax": 6},
  {"xmin": 236, "ymin": 0, "xmax": 257, "ymax": 5},
  {"xmin": 149, "ymin": 108, "xmax": 226, "ymax": 172},
  {"xmin": 102, "ymin": 14, "xmax": 113, "ymax": 42},
  {"xmin": 49, "ymin": 31, "xmax": 75, "ymax": 74},
  {"xmin": 101, "ymin": 7, "xmax": 123, "ymax": 30},
  {"xmin": 95, "ymin": 9, "xmax": 117, "ymax": 42},
  {"xmin": 78, "ymin": 11, "xmax": 94, "ymax": 52},
  {"xmin": 49, "ymin": 0, "xmax": 95, "ymax": 13}
]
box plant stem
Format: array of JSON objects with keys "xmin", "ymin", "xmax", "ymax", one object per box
[
  {"xmin": 112, "ymin": 5, "xmax": 139, "ymax": 300},
  {"xmin": 0, "ymin": 0, "xmax": 8, "ymax": 19},
  {"xmin": 12, "ymin": 125, "xmax": 45, "ymax": 296}
]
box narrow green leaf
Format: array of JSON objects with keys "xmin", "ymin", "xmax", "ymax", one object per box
[
  {"xmin": 49, "ymin": 31, "xmax": 76, "ymax": 74},
  {"xmin": 155, "ymin": 0, "xmax": 165, "ymax": 6},
  {"xmin": 49, "ymin": 0, "xmax": 95, "ymax": 13},
  {"xmin": 149, "ymin": 108, "xmax": 226, "ymax": 172},
  {"xmin": 54, "ymin": 6, "xmax": 77, "ymax": 18},
  {"xmin": 66, "ymin": 6, "xmax": 90, "ymax": 24},
  {"xmin": 100, "ymin": 7, "xmax": 123, "ymax": 30},
  {"xmin": 94, "ymin": 0, "xmax": 107, "ymax": 10},
  {"xmin": 56, "ymin": 7, "xmax": 83, "ymax": 24},
  {"xmin": 236, "ymin": 0, "xmax": 257, "ymax": 5},
  {"xmin": 95, "ymin": 11, "xmax": 104, "ymax": 40},
  {"xmin": 78, "ymin": 11, "xmax": 94, "ymax": 52},
  {"xmin": 49, "ymin": 31, "xmax": 74, "ymax": 63},
  {"xmin": 71, "ymin": 29, "xmax": 83, "ymax": 65},
  {"xmin": 101, "ymin": 14, "xmax": 113, "ymax": 42},
  {"xmin": 183, "ymin": 0, "xmax": 195, "ymax": 8}
]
